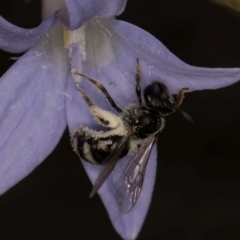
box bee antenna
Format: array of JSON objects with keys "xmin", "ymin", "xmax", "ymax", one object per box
[{"xmin": 175, "ymin": 108, "xmax": 193, "ymax": 123}]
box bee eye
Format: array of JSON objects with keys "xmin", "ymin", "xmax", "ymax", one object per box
[{"xmin": 144, "ymin": 81, "xmax": 174, "ymax": 114}]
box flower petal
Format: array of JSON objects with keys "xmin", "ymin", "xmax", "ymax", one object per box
[
  {"xmin": 0, "ymin": 24, "xmax": 70, "ymax": 195},
  {"xmin": 67, "ymin": 18, "xmax": 240, "ymax": 240},
  {"xmin": 0, "ymin": 13, "xmax": 58, "ymax": 53},
  {"xmin": 110, "ymin": 19, "xmax": 240, "ymax": 95},
  {"xmin": 59, "ymin": 0, "xmax": 127, "ymax": 30}
]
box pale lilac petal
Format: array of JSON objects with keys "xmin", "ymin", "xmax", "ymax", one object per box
[
  {"xmin": 59, "ymin": 0, "xmax": 127, "ymax": 30},
  {"xmin": 0, "ymin": 24, "xmax": 70, "ymax": 195},
  {"xmin": 0, "ymin": 13, "xmax": 58, "ymax": 53},
  {"xmin": 66, "ymin": 18, "xmax": 240, "ymax": 240},
  {"xmin": 110, "ymin": 19, "xmax": 240, "ymax": 95},
  {"xmin": 70, "ymin": 18, "xmax": 240, "ymax": 107}
]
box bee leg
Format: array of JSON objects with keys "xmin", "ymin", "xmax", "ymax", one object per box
[
  {"xmin": 75, "ymin": 85, "xmax": 94, "ymax": 107},
  {"xmin": 75, "ymin": 85, "xmax": 122, "ymax": 128},
  {"xmin": 91, "ymin": 106, "xmax": 123, "ymax": 128},
  {"xmin": 72, "ymin": 69, "xmax": 122, "ymax": 113},
  {"xmin": 175, "ymin": 87, "xmax": 193, "ymax": 122},
  {"xmin": 135, "ymin": 58, "xmax": 144, "ymax": 106}
]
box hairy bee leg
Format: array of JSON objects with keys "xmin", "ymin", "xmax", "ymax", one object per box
[
  {"xmin": 75, "ymin": 85, "xmax": 94, "ymax": 107},
  {"xmin": 135, "ymin": 58, "xmax": 144, "ymax": 105},
  {"xmin": 175, "ymin": 87, "xmax": 189, "ymax": 108},
  {"xmin": 72, "ymin": 69, "xmax": 122, "ymax": 113},
  {"xmin": 75, "ymin": 85, "xmax": 123, "ymax": 128}
]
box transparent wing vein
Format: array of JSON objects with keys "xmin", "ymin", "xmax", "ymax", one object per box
[{"xmin": 115, "ymin": 135, "xmax": 156, "ymax": 213}]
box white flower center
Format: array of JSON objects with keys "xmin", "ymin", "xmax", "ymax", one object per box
[{"xmin": 65, "ymin": 18, "xmax": 117, "ymax": 82}]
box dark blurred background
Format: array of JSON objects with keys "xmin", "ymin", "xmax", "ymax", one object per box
[{"xmin": 0, "ymin": 0, "xmax": 240, "ymax": 239}]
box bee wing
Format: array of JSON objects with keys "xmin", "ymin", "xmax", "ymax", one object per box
[
  {"xmin": 115, "ymin": 135, "xmax": 156, "ymax": 213},
  {"xmin": 89, "ymin": 127, "xmax": 135, "ymax": 198}
]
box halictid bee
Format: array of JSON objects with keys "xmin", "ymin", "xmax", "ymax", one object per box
[{"xmin": 71, "ymin": 59, "xmax": 191, "ymax": 213}]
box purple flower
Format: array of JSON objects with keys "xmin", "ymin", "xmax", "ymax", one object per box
[{"xmin": 1, "ymin": 0, "xmax": 240, "ymax": 239}]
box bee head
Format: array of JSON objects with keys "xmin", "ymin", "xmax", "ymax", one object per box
[{"xmin": 143, "ymin": 81, "xmax": 175, "ymax": 115}]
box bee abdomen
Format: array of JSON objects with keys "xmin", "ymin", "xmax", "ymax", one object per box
[
  {"xmin": 71, "ymin": 128, "xmax": 124, "ymax": 164},
  {"xmin": 71, "ymin": 128, "xmax": 97, "ymax": 164}
]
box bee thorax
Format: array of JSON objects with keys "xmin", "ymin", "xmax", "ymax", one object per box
[{"xmin": 121, "ymin": 105, "xmax": 165, "ymax": 138}]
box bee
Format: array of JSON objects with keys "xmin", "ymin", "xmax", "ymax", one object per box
[{"xmin": 71, "ymin": 59, "xmax": 191, "ymax": 213}]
